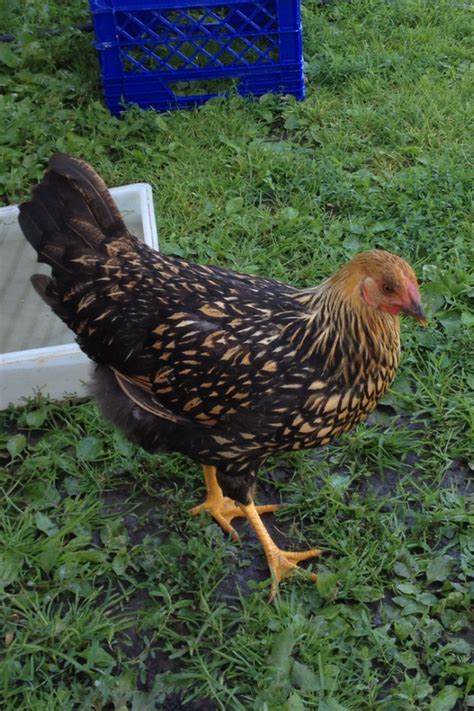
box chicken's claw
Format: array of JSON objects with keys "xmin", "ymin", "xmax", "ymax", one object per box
[
  {"xmin": 191, "ymin": 497, "xmax": 279, "ymax": 541},
  {"xmin": 239, "ymin": 500, "xmax": 321, "ymax": 600},
  {"xmin": 266, "ymin": 547, "xmax": 321, "ymax": 601},
  {"xmin": 190, "ymin": 465, "xmax": 280, "ymax": 541}
]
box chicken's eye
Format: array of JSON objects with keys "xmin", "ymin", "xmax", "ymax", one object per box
[{"xmin": 382, "ymin": 283, "xmax": 395, "ymax": 296}]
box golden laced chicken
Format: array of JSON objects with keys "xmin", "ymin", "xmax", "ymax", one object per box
[{"xmin": 19, "ymin": 154, "xmax": 426, "ymax": 600}]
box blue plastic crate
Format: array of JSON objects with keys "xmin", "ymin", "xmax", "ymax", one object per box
[{"xmin": 88, "ymin": 0, "xmax": 304, "ymax": 114}]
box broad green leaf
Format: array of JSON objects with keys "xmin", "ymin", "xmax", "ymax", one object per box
[
  {"xmin": 219, "ymin": 135, "xmax": 242, "ymax": 153},
  {"xmin": 342, "ymin": 235, "xmax": 361, "ymax": 252},
  {"xmin": 438, "ymin": 312, "xmax": 462, "ymax": 335},
  {"xmin": 412, "ymin": 678, "xmax": 433, "ymax": 701},
  {"xmin": 319, "ymin": 700, "xmax": 350, "ymax": 711},
  {"xmin": 326, "ymin": 222, "xmax": 343, "ymax": 240},
  {"xmin": 225, "ymin": 197, "xmax": 244, "ymax": 215},
  {"xmin": 131, "ymin": 691, "xmax": 157, "ymax": 711},
  {"xmin": 418, "ymin": 592, "xmax": 437, "ymax": 606},
  {"xmin": 422, "ymin": 282, "xmax": 446, "ymax": 315},
  {"xmin": 392, "ymin": 375, "xmax": 414, "ymax": 395},
  {"xmin": 63, "ymin": 477, "xmax": 81, "ymax": 496},
  {"xmin": 422, "ymin": 264, "xmax": 440, "ymax": 281},
  {"xmin": 23, "ymin": 483, "xmax": 60, "ymax": 509},
  {"xmin": 269, "ymin": 628, "xmax": 295, "ymax": 678},
  {"xmin": 154, "ymin": 115, "xmax": 168, "ymax": 130},
  {"xmin": 394, "ymin": 620, "xmax": 413, "ymax": 641},
  {"xmin": 6, "ymin": 434, "xmax": 27, "ymax": 458},
  {"xmin": 426, "ymin": 555, "xmax": 452, "ymax": 583},
  {"xmin": 165, "ymin": 241, "xmax": 184, "ymax": 257},
  {"xmin": 112, "ymin": 549, "xmax": 130, "ymax": 576},
  {"xmin": 321, "ymin": 604, "xmax": 343, "ymax": 620},
  {"xmin": 0, "ymin": 44, "xmax": 21, "ymax": 68},
  {"xmin": 76, "ymin": 436, "xmax": 103, "ymax": 460},
  {"xmin": 440, "ymin": 609, "xmax": 469, "ymax": 633},
  {"xmin": 26, "ymin": 408, "xmax": 49, "ymax": 428},
  {"xmin": 100, "ymin": 519, "xmax": 128, "ymax": 548},
  {"xmin": 281, "ymin": 206, "xmax": 299, "ymax": 220},
  {"xmin": 371, "ymin": 221, "xmax": 394, "ymax": 233},
  {"xmin": 351, "ymin": 585, "xmax": 384, "ymax": 602},
  {"xmin": 393, "ymin": 561, "xmax": 411, "ymax": 578},
  {"xmin": 423, "ymin": 614, "xmax": 443, "ymax": 640},
  {"xmin": 317, "ymin": 570, "xmax": 338, "ymax": 598},
  {"xmin": 0, "ymin": 553, "xmax": 22, "ymax": 590},
  {"xmin": 393, "ymin": 552, "xmax": 418, "ymax": 578},
  {"xmin": 348, "ymin": 221, "xmax": 364, "ymax": 234},
  {"xmin": 284, "ymin": 692, "xmax": 306, "ymax": 711},
  {"xmin": 446, "ymin": 638, "xmax": 470, "ymax": 654},
  {"xmin": 284, "ymin": 114, "xmax": 300, "ymax": 130},
  {"xmin": 259, "ymin": 109, "xmax": 274, "ymax": 121},
  {"xmin": 291, "ymin": 661, "xmax": 320, "ymax": 691},
  {"xmin": 85, "ymin": 641, "xmax": 116, "ymax": 671},
  {"xmin": 402, "ymin": 602, "xmax": 429, "ymax": 616},
  {"xmin": 461, "ymin": 311, "xmax": 474, "ymax": 327},
  {"xmin": 114, "ymin": 435, "xmax": 135, "ymax": 458},
  {"xmin": 396, "ymin": 582, "xmax": 420, "ymax": 596},
  {"xmin": 398, "ymin": 650, "xmax": 419, "ymax": 669},
  {"xmin": 35, "ymin": 511, "xmax": 59, "ymax": 536},
  {"xmin": 430, "ymin": 685, "xmax": 460, "ymax": 711},
  {"xmin": 392, "ymin": 595, "xmax": 412, "ymax": 608},
  {"xmin": 37, "ymin": 538, "xmax": 59, "ymax": 572}
]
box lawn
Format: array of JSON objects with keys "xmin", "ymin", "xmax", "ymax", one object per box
[{"xmin": 0, "ymin": 1, "xmax": 473, "ymax": 709}]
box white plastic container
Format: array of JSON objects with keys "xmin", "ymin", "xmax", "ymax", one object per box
[{"xmin": 0, "ymin": 184, "xmax": 159, "ymax": 409}]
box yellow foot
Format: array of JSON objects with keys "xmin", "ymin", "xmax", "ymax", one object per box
[
  {"xmin": 190, "ymin": 465, "xmax": 280, "ymax": 541},
  {"xmin": 267, "ymin": 547, "xmax": 321, "ymax": 601},
  {"xmin": 190, "ymin": 497, "xmax": 280, "ymax": 541},
  {"xmin": 239, "ymin": 500, "xmax": 322, "ymax": 601}
]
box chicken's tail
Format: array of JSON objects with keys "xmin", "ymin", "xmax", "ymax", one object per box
[
  {"xmin": 19, "ymin": 153, "xmax": 130, "ymax": 278},
  {"xmin": 18, "ymin": 153, "xmax": 153, "ymax": 370},
  {"xmin": 18, "ymin": 153, "xmax": 139, "ymax": 331}
]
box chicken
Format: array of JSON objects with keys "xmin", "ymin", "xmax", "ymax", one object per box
[{"xmin": 19, "ymin": 154, "xmax": 427, "ymax": 599}]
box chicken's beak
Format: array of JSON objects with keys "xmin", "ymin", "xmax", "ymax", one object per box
[
  {"xmin": 403, "ymin": 301, "xmax": 428, "ymax": 327},
  {"xmin": 403, "ymin": 281, "xmax": 428, "ymax": 327}
]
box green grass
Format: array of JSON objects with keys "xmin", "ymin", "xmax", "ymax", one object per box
[{"xmin": 1, "ymin": 1, "xmax": 473, "ymax": 709}]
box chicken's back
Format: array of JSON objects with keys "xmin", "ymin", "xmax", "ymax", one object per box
[{"xmin": 18, "ymin": 154, "xmax": 301, "ymax": 375}]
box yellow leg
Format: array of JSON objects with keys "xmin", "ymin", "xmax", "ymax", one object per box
[
  {"xmin": 240, "ymin": 500, "xmax": 321, "ymax": 601},
  {"xmin": 190, "ymin": 465, "xmax": 280, "ymax": 541}
]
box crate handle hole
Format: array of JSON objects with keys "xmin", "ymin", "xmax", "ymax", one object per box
[{"xmin": 168, "ymin": 78, "xmax": 238, "ymax": 98}]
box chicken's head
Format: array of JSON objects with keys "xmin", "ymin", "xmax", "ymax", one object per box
[{"xmin": 337, "ymin": 250, "xmax": 427, "ymax": 326}]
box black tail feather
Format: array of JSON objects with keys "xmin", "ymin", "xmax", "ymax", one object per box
[
  {"xmin": 47, "ymin": 153, "xmax": 124, "ymax": 234},
  {"xmin": 30, "ymin": 274, "xmax": 53, "ymax": 304},
  {"xmin": 30, "ymin": 273, "xmax": 70, "ymax": 320},
  {"xmin": 18, "ymin": 153, "xmax": 130, "ymax": 278},
  {"xmin": 18, "ymin": 154, "xmax": 145, "ymax": 364}
]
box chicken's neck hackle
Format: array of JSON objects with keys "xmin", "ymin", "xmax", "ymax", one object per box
[{"xmin": 294, "ymin": 262, "xmax": 402, "ymax": 390}]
